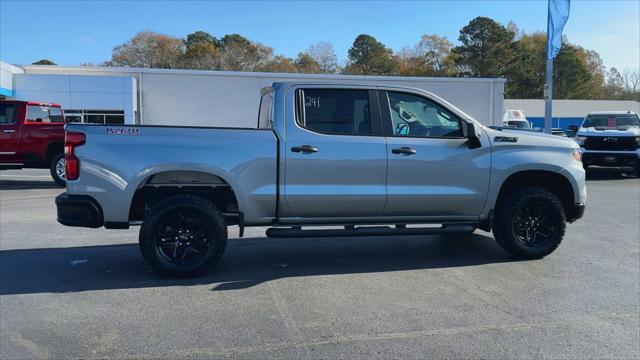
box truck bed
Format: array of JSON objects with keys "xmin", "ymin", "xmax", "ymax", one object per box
[{"xmin": 66, "ymin": 124, "xmax": 278, "ymax": 225}]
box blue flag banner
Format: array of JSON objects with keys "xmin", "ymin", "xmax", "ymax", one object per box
[{"xmin": 547, "ymin": 0, "xmax": 571, "ymax": 59}]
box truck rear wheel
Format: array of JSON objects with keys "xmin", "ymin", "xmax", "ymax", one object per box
[
  {"xmin": 493, "ymin": 187, "xmax": 566, "ymax": 259},
  {"xmin": 49, "ymin": 153, "xmax": 66, "ymax": 187},
  {"xmin": 139, "ymin": 194, "xmax": 227, "ymax": 276}
]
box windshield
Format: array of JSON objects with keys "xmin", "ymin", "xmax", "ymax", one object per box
[
  {"xmin": 506, "ymin": 120, "xmax": 530, "ymax": 129},
  {"xmin": 582, "ymin": 114, "xmax": 640, "ymax": 129}
]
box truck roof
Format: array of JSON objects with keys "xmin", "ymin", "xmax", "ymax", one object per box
[
  {"xmin": 270, "ymin": 81, "xmax": 443, "ymax": 102},
  {"xmin": 0, "ymin": 100, "xmax": 62, "ymax": 107},
  {"xmin": 587, "ymin": 110, "xmax": 638, "ymax": 115}
]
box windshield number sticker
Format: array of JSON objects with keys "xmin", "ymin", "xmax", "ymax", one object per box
[
  {"xmin": 106, "ymin": 127, "xmax": 140, "ymax": 136},
  {"xmin": 305, "ymin": 96, "xmax": 320, "ymax": 108}
]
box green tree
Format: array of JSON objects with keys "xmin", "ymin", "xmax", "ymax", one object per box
[
  {"xmin": 183, "ymin": 31, "xmax": 219, "ymax": 70},
  {"xmin": 452, "ymin": 17, "xmax": 517, "ymax": 77},
  {"xmin": 505, "ymin": 32, "xmax": 546, "ymax": 98},
  {"xmin": 346, "ymin": 34, "xmax": 395, "ymax": 75},
  {"xmin": 107, "ymin": 31, "xmax": 184, "ymax": 68},
  {"xmin": 505, "ymin": 31, "xmax": 606, "ymax": 100},
  {"xmin": 397, "ymin": 34, "xmax": 453, "ymax": 76},
  {"xmin": 32, "ymin": 59, "xmax": 56, "ymax": 65},
  {"xmin": 295, "ymin": 53, "xmax": 322, "ymax": 73},
  {"xmin": 217, "ymin": 34, "xmax": 273, "ymax": 71},
  {"xmin": 552, "ymin": 43, "xmax": 595, "ymax": 99},
  {"xmin": 185, "ymin": 31, "xmax": 218, "ymax": 48},
  {"xmin": 259, "ymin": 55, "xmax": 298, "ymax": 73}
]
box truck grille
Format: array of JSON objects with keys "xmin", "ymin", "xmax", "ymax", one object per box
[{"xmin": 584, "ymin": 136, "xmax": 638, "ymax": 151}]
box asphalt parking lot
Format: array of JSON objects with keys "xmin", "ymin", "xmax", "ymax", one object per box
[{"xmin": 1, "ymin": 168, "xmax": 639, "ymax": 359}]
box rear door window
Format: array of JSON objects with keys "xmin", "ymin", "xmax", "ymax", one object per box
[
  {"xmin": 49, "ymin": 107, "xmax": 64, "ymax": 122},
  {"xmin": 297, "ymin": 89, "xmax": 372, "ymax": 135},
  {"xmin": 0, "ymin": 104, "xmax": 17, "ymax": 124},
  {"xmin": 26, "ymin": 105, "xmax": 51, "ymax": 123}
]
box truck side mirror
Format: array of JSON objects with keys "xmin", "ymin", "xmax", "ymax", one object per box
[
  {"xmin": 568, "ymin": 125, "xmax": 579, "ymax": 131},
  {"xmin": 464, "ymin": 122, "xmax": 482, "ymax": 149}
]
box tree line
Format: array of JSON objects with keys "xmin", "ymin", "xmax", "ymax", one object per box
[{"xmin": 34, "ymin": 17, "xmax": 639, "ymax": 101}]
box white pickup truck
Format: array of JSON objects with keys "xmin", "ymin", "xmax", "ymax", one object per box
[
  {"xmin": 573, "ymin": 111, "xmax": 640, "ymax": 175},
  {"xmin": 56, "ymin": 82, "xmax": 587, "ymax": 276}
]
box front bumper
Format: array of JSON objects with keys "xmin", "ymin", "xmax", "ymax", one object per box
[
  {"xmin": 56, "ymin": 193, "xmax": 103, "ymax": 228},
  {"xmin": 567, "ymin": 203, "xmax": 586, "ymax": 223},
  {"xmin": 581, "ymin": 150, "xmax": 640, "ymax": 168}
]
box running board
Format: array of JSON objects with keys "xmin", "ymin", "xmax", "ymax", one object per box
[{"xmin": 265, "ymin": 224, "xmax": 476, "ymax": 238}]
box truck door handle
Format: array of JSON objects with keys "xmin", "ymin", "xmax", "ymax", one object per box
[
  {"xmin": 3, "ymin": 130, "xmax": 16, "ymax": 133},
  {"xmin": 291, "ymin": 145, "xmax": 319, "ymax": 153},
  {"xmin": 392, "ymin": 147, "xmax": 417, "ymax": 155}
]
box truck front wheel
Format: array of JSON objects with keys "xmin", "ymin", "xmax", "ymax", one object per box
[
  {"xmin": 493, "ymin": 187, "xmax": 566, "ymax": 259},
  {"xmin": 49, "ymin": 153, "xmax": 66, "ymax": 187},
  {"xmin": 139, "ymin": 194, "xmax": 227, "ymax": 276}
]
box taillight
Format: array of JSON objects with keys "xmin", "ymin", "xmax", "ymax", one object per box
[{"xmin": 65, "ymin": 132, "xmax": 86, "ymax": 181}]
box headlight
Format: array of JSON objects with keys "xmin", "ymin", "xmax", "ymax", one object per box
[
  {"xmin": 575, "ymin": 136, "xmax": 587, "ymax": 146},
  {"xmin": 572, "ymin": 148, "xmax": 582, "ymax": 162}
]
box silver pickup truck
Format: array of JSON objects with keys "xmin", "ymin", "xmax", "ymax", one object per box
[{"xmin": 56, "ymin": 82, "xmax": 586, "ymax": 276}]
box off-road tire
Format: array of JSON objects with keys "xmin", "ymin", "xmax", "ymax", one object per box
[
  {"xmin": 493, "ymin": 187, "xmax": 566, "ymax": 259},
  {"xmin": 139, "ymin": 194, "xmax": 227, "ymax": 276},
  {"xmin": 49, "ymin": 153, "xmax": 66, "ymax": 187}
]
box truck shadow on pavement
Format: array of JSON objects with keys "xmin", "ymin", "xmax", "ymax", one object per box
[
  {"xmin": 585, "ymin": 167, "xmax": 639, "ymax": 181},
  {"xmin": 0, "ymin": 233, "xmax": 517, "ymax": 295},
  {"xmin": 0, "ymin": 179, "xmax": 62, "ymax": 190}
]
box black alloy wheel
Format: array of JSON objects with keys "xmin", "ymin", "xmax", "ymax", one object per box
[
  {"xmin": 511, "ymin": 200, "xmax": 558, "ymax": 248},
  {"xmin": 155, "ymin": 207, "xmax": 212, "ymax": 265}
]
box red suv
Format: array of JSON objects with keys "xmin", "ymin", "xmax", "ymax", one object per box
[{"xmin": 0, "ymin": 100, "xmax": 67, "ymax": 186}]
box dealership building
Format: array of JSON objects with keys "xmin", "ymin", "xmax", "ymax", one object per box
[
  {"xmin": 1, "ymin": 61, "xmax": 638, "ymax": 129},
  {"xmin": 1, "ymin": 61, "xmax": 506, "ymax": 127}
]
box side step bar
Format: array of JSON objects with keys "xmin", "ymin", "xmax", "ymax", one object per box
[{"xmin": 266, "ymin": 224, "xmax": 476, "ymax": 238}]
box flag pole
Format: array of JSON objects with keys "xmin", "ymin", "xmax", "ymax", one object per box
[{"xmin": 544, "ymin": 0, "xmax": 553, "ymax": 134}]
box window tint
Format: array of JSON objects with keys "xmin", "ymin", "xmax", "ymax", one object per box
[
  {"xmin": 387, "ymin": 92, "xmax": 462, "ymax": 138},
  {"xmin": 0, "ymin": 104, "xmax": 17, "ymax": 124},
  {"xmin": 258, "ymin": 92, "xmax": 274, "ymax": 129},
  {"xmin": 49, "ymin": 107, "xmax": 64, "ymax": 122},
  {"xmin": 298, "ymin": 89, "xmax": 371, "ymax": 135},
  {"xmin": 26, "ymin": 105, "xmax": 51, "ymax": 123}
]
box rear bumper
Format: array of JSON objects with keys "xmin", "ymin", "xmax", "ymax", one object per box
[
  {"xmin": 55, "ymin": 193, "xmax": 103, "ymax": 228},
  {"xmin": 567, "ymin": 203, "xmax": 586, "ymax": 223}
]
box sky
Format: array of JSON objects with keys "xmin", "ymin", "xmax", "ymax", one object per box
[{"xmin": 1, "ymin": 0, "xmax": 638, "ymax": 71}]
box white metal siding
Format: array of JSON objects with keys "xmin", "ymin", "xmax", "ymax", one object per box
[
  {"xmin": 504, "ymin": 99, "xmax": 640, "ymax": 118},
  {"xmin": 140, "ymin": 72, "xmax": 505, "ymax": 127},
  {"xmin": 17, "ymin": 65, "xmax": 506, "ymax": 127}
]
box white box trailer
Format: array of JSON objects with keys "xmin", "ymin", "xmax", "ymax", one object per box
[{"xmin": 15, "ymin": 64, "xmax": 506, "ymax": 128}]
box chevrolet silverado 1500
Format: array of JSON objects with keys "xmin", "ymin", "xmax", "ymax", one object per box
[
  {"xmin": 573, "ymin": 111, "xmax": 640, "ymax": 175},
  {"xmin": 56, "ymin": 82, "xmax": 587, "ymax": 276}
]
